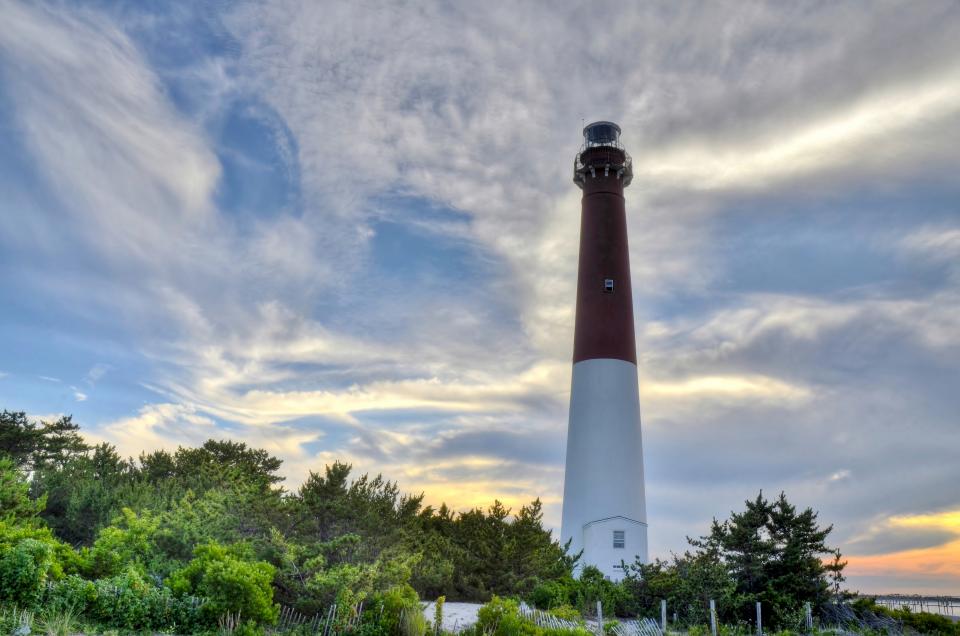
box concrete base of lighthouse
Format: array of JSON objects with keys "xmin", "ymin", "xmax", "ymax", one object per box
[{"xmin": 560, "ymin": 358, "xmax": 648, "ymax": 581}]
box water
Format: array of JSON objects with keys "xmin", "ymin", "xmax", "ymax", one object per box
[{"xmin": 873, "ymin": 596, "xmax": 960, "ymax": 619}]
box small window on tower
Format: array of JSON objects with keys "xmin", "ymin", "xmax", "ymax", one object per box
[
  {"xmin": 613, "ymin": 530, "xmax": 625, "ymax": 549},
  {"xmin": 603, "ymin": 278, "xmax": 615, "ymax": 293}
]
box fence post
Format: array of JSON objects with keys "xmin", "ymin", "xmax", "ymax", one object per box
[
  {"xmin": 805, "ymin": 602, "xmax": 813, "ymax": 632},
  {"xmin": 597, "ymin": 600, "xmax": 604, "ymax": 636},
  {"xmin": 756, "ymin": 601, "xmax": 762, "ymax": 636},
  {"xmin": 661, "ymin": 599, "xmax": 667, "ymax": 632},
  {"xmin": 710, "ymin": 599, "xmax": 717, "ymax": 636}
]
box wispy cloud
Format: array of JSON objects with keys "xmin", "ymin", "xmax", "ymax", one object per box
[
  {"xmin": 1, "ymin": 0, "xmax": 959, "ymax": 593},
  {"xmin": 85, "ymin": 364, "xmax": 110, "ymax": 386}
]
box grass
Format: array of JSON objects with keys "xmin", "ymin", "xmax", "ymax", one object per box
[{"xmin": 36, "ymin": 607, "xmax": 77, "ymax": 636}]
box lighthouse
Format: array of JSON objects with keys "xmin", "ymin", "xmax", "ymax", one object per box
[{"xmin": 560, "ymin": 121, "xmax": 648, "ymax": 581}]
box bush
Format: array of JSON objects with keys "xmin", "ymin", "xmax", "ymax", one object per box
[
  {"xmin": 168, "ymin": 542, "xmax": 279, "ymax": 627},
  {"xmin": 853, "ymin": 598, "xmax": 960, "ymax": 636},
  {"xmin": 529, "ymin": 578, "xmax": 576, "ymax": 610},
  {"xmin": 475, "ymin": 596, "xmax": 525, "ymax": 636},
  {"xmin": 81, "ymin": 508, "xmax": 159, "ymax": 578},
  {"xmin": 42, "ymin": 574, "xmax": 96, "ymax": 615},
  {"xmin": 89, "ymin": 568, "xmax": 204, "ymax": 632},
  {"xmin": 548, "ymin": 605, "xmax": 581, "ymax": 622},
  {"xmin": 39, "ymin": 569, "xmax": 203, "ymax": 632},
  {"xmin": 897, "ymin": 608, "xmax": 960, "ymax": 636},
  {"xmin": 307, "ymin": 562, "xmax": 371, "ymax": 611},
  {"xmin": 0, "ymin": 538, "xmax": 55, "ymax": 608},
  {"xmin": 401, "ymin": 607, "xmax": 428, "ymax": 636},
  {"xmin": 433, "ymin": 595, "xmax": 445, "ymax": 633},
  {"xmin": 364, "ymin": 584, "xmax": 422, "ymax": 635},
  {"xmin": 574, "ymin": 567, "xmax": 629, "ymax": 617},
  {"xmin": 472, "ymin": 596, "xmax": 592, "ymax": 636},
  {"xmin": 0, "ymin": 519, "xmax": 81, "ymax": 578}
]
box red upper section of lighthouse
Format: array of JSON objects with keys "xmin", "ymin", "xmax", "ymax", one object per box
[{"xmin": 572, "ymin": 122, "xmax": 637, "ymax": 365}]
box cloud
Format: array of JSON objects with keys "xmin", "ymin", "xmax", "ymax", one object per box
[
  {"xmin": 0, "ymin": 2, "xmax": 221, "ymax": 262},
  {"xmin": 847, "ymin": 511, "xmax": 960, "ymax": 556},
  {"xmin": 2, "ymin": 0, "xmax": 960, "ymax": 593},
  {"xmin": 85, "ymin": 364, "xmax": 110, "ymax": 385},
  {"xmin": 88, "ymin": 402, "xmax": 323, "ymax": 478},
  {"xmin": 643, "ymin": 374, "xmax": 811, "ymax": 402},
  {"xmin": 845, "ymin": 510, "xmax": 960, "ymax": 591},
  {"xmin": 634, "ymin": 66, "xmax": 960, "ymax": 191}
]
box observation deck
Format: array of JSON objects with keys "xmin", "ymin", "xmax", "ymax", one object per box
[{"xmin": 573, "ymin": 121, "xmax": 633, "ymax": 189}]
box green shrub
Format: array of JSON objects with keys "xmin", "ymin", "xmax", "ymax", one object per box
[
  {"xmin": 0, "ymin": 519, "xmax": 81, "ymax": 577},
  {"xmin": 401, "ymin": 607, "xmax": 428, "ymax": 636},
  {"xmin": 574, "ymin": 566, "xmax": 629, "ymax": 617},
  {"xmin": 548, "ymin": 605, "xmax": 581, "ymax": 622},
  {"xmin": 82, "ymin": 508, "xmax": 159, "ymax": 578},
  {"xmin": 307, "ymin": 562, "xmax": 371, "ymax": 611},
  {"xmin": 718, "ymin": 623, "xmax": 753, "ymax": 636},
  {"xmin": 529, "ymin": 578, "xmax": 576, "ymax": 610},
  {"xmin": 168, "ymin": 542, "xmax": 279, "ymax": 627},
  {"xmin": 41, "ymin": 569, "xmax": 200, "ymax": 632},
  {"xmin": 472, "ymin": 596, "xmax": 593, "ymax": 636},
  {"xmin": 433, "ymin": 595, "xmax": 445, "ymax": 634},
  {"xmin": 475, "ymin": 596, "xmax": 525, "ymax": 636},
  {"xmin": 855, "ymin": 599, "xmax": 960, "ymax": 636},
  {"xmin": 42, "ymin": 574, "xmax": 96, "ymax": 615},
  {"xmin": 897, "ymin": 608, "xmax": 960, "ymax": 636},
  {"xmin": 354, "ymin": 622, "xmax": 390, "ymax": 636},
  {"xmin": 89, "ymin": 567, "xmax": 203, "ymax": 632},
  {"xmin": 364, "ymin": 584, "xmax": 422, "ymax": 635},
  {"xmin": 0, "ymin": 538, "xmax": 55, "ymax": 608}
]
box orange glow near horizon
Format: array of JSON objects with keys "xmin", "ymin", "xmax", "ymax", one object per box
[
  {"xmin": 847, "ymin": 540, "xmax": 960, "ymax": 578},
  {"xmin": 846, "ymin": 510, "xmax": 960, "ymax": 588}
]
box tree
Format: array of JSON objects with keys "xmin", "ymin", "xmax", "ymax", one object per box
[
  {"xmin": 292, "ymin": 462, "xmax": 423, "ymax": 560},
  {"xmin": 170, "ymin": 440, "xmax": 284, "ymax": 491},
  {"xmin": 692, "ymin": 491, "xmax": 845, "ymax": 628},
  {"xmin": 0, "ymin": 457, "xmax": 45, "ymax": 523},
  {"xmin": 2, "ymin": 403, "xmax": 584, "ymax": 618},
  {"xmin": 824, "ymin": 548, "xmax": 847, "ymax": 597},
  {"xmin": 34, "ymin": 443, "xmax": 140, "ymax": 545},
  {"xmin": 0, "ymin": 411, "xmax": 87, "ymax": 471}
]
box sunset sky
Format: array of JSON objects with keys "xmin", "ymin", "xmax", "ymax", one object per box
[{"xmin": 1, "ymin": 1, "xmax": 959, "ymax": 594}]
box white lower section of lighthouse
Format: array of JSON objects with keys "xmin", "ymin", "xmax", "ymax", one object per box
[{"xmin": 560, "ymin": 358, "xmax": 647, "ymax": 581}]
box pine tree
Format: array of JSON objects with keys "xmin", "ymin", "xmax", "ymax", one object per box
[{"xmin": 691, "ymin": 491, "xmax": 845, "ymax": 628}]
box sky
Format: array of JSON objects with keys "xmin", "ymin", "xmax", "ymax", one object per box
[{"xmin": 1, "ymin": 0, "xmax": 959, "ymax": 595}]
